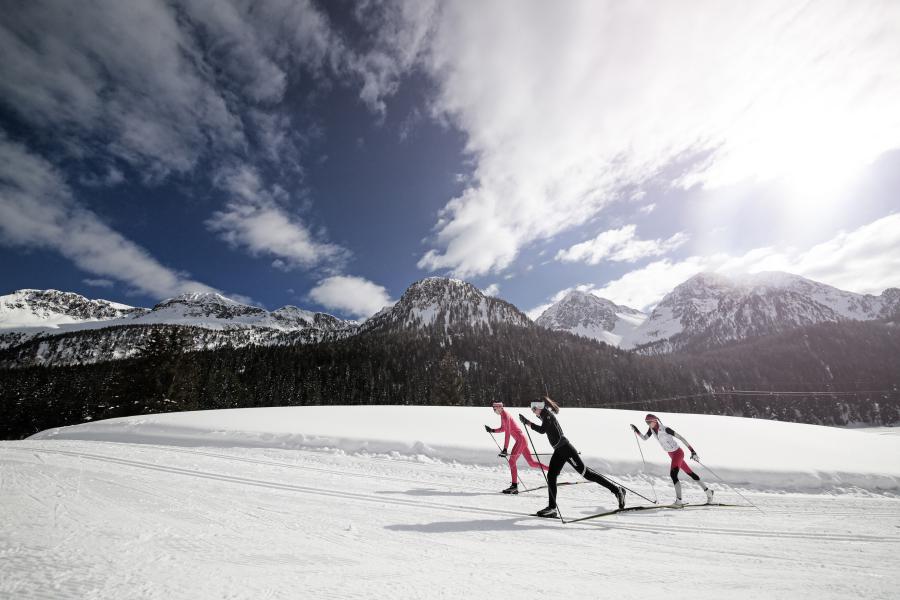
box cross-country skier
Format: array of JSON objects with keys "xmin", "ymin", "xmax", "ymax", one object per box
[
  {"xmin": 632, "ymin": 413, "xmax": 714, "ymax": 506},
  {"xmin": 519, "ymin": 397, "xmax": 625, "ymax": 518},
  {"xmin": 485, "ymin": 402, "xmax": 549, "ymax": 494}
]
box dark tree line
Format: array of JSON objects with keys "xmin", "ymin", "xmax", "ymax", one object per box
[{"xmin": 2, "ymin": 320, "xmax": 898, "ymax": 439}]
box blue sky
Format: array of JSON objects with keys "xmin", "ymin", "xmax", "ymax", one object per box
[{"xmin": 1, "ymin": 1, "xmax": 899, "ymax": 320}]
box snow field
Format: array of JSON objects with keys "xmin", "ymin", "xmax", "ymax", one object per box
[
  {"xmin": 2, "ymin": 406, "xmax": 899, "ymax": 598},
  {"xmin": 30, "ymin": 406, "xmax": 900, "ymax": 494}
]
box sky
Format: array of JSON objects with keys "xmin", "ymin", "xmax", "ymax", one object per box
[{"xmin": 1, "ymin": 0, "xmax": 899, "ymax": 321}]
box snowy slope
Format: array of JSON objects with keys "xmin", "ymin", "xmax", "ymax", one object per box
[
  {"xmin": 28, "ymin": 406, "xmax": 900, "ymax": 492},
  {"xmin": 0, "ymin": 290, "xmax": 355, "ymax": 366},
  {"xmin": 0, "ymin": 290, "xmax": 351, "ymax": 335},
  {"xmin": 622, "ymin": 271, "xmax": 900, "ymax": 352},
  {"xmin": 0, "ymin": 289, "xmax": 146, "ymax": 331},
  {"xmin": 535, "ymin": 290, "xmax": 647, "ymax": 345},
  {"xmin": 3, "ymin": 407, "xmax": 899, "ymax": 599}
]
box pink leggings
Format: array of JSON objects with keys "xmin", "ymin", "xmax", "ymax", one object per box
[
  {"xmin": 509, "ymin": 439, "xmax": 549, "ymax": 483},
  {"xmin": 668, "ymin": 447, "xmax": 698, "ymax": 482}
]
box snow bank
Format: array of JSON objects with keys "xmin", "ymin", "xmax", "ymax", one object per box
[{"xmin": 31, "ymin": 406, "xmax": 900, "ymax": 494}]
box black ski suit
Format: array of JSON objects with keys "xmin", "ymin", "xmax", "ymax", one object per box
[{"xmin": 524, "ymin": 408, "xmax": 619, "ymax": 508}]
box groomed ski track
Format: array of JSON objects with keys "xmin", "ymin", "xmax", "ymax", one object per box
[{"xmin": 3, "ymin": 439, "xmax": 898, "ymax": 599}]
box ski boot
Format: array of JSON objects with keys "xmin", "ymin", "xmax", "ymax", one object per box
[
  {"xmin": 615, "ymin": 486, "xmax": 626, "ymax": 510},
  {"xmin": 705, "ymin": 487, "xmax": 714, "ymax": 504},
  {"xmin": 502, "ymin": 483, "xmax": 519, "ymax": 495},
  {"xmin": 535, "ymin": 505, "xmax": 558, "ymax": 518},
  {"xmin": 672, "ymin": 498, "xmax": 685, "ymax": 508}
]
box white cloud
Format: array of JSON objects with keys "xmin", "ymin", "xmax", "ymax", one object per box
[
  {"xmin": 83, "ymin": 278, "xmax": 114, "ymax": 288},
  {"xmin": 0, "ymin": 2, "xmax": 416, "ymax": 281},
  {"xmin": 556, "ymin": 225, "xmax": 688, "ymax": 265},
  {"xmin": 402, "ymin": 1, "xmax": 900, "ymax": 276},
  {"xmin": 0, "ymin": 1, "xmax": 357, "ymax": 180},
  {"xmin": 525, "ymin": 303, "xmax": 551, "ymax": 322},
  {"xmin": 482, "ymin": 283, "xmax": 500, "ymax": 297},
  {"xmin": 0, "ymin": 137, "xmax": 217, "ymax": 299},
  {"xmin": 0, "ymin": 2, "xmax": 248, "ymax": 178},
  {"xmin": 581, "ymin": 213, "xmax": 900, "ymax": 310},
  {"xmin": 349, "ymin": 1, "xmax": 438, "ymax": 114},
  {"xmin": 309, "ymin": 276, "xmax": 394, "ymax": 318},
  {"xmin": 207, "ymin": 165, "xmax": 350, "ymax": 271},
  {"xmin": 591, "ymin": 258, "xmax": 711, "ymax": 311},
  {"xmin": 743, "ymin": 213, "xmax": 900, "ymax": 295},
  {"xmin": 638, "ymin": 204, "xmax": 656, "ymax": 216},
  {"xmin": 79, "ymin": 166, "xmax": 125, "ymax": 188}
]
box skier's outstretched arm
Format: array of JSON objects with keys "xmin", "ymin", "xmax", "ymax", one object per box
[
  {"xmin": 630, "ymin": 424, "xmax": 651, "ymax": 440},
  {"xmin": 671, "ymin": 429, "xmax": 698, "ymax": 459},
  {"xmin": 519, "ymin": 413, "xmax": 544, "ymax": 433}
]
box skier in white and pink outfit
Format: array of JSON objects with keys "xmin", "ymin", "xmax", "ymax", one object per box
[
  {"xmin": 632, "ymin": 413, "xmax": 714, "ymax": 506},
  {"xmin": 485, "ymin": 402, "xmax": 549, "ymax": 494}
]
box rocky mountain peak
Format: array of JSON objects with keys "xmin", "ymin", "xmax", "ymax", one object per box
[
  {"xmin": 624, "ymin": 271, "xmax": 895, "ymax": 352},
  {"xmin": 150, "ymin": 292, "xmax": 267, "ymax": 320},
  {"xmin": 361, "ymin": 277, "xmax": 530, "ymax": 334},
  {"xmin": 535, "ymin": 290, "xmax": 646, "ymax": 346}
]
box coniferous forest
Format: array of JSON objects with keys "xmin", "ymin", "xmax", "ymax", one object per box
[{"xmin": 2, "ymin": 319, "xmax": 899, "ymax": 439}]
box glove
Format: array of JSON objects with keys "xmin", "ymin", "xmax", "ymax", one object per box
[
  {"xmin": 498, "ymin": 450, "xmax": 508, "ymax": 458},
  {"xmin": 484, "ymin": 425, "xmax": 492, "ymax": 433},
  {"xmin": 690, "ymin": 451, "xmax": 699, "ymax": 462},
  {"xmin": 518, "ymin": 414, "xmax": 528, "ymax": 425},
  {"xmin": 630, "ymin": 424, "xmax": 639, "ymax": 434}
]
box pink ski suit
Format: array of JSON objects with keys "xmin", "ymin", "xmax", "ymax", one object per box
[{"xmin": 491, "ymin": 410, "xmax": 549, "ymax": 483}]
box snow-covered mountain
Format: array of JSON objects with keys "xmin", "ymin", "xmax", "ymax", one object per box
[
  {"xmin": 3, "ymin": 271, "xmax": 898, "ymax": 366},
  {"xmin": 361, "ymin": 277, "xmax": 531, "ymax": 334},
  {"xmin": 534, "ymin": 290, "xmax": 646, "ymax": 346},
  {"xmin": 129, "ymin": 292, "xmax": 349, "ymax": 332},
  {"xmin": 0, "ymin": 289, "xmax": 148, "ymax": 330},
  {"xmin": 1, "ymin": 278, "xmax": 533, "ymax": 367},
  {"xmin": 622, "ymin": 271, "xmax": 900, "ymax": 353},
  {"xmin": 0, "ymin": 290, "xmax": 355, "ymax": 367}
]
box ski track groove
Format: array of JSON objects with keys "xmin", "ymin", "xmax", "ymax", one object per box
[
  {"xmin": 16, "ymin": 446, "xmax": 900, "ymax": 545},
  {"xmin": 37, "ymin": 441, "xmax": 895, "ymax": 514}
]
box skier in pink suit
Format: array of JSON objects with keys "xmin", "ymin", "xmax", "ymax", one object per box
[{"xmin": 485, "ymin": 402, "xmax": 549, "ymax": 494}]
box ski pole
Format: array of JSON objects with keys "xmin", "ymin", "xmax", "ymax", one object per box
[
  {"xmin": 600, "ymin": 474, "xmax": 658, "ymax": 505},
  {"xmin": 695, "ymin": 458, "xmax": 765, "ymax": 514},
  {"xmin": 522, "ymin": 415, "xmax": 566, "ymax": 524},
  {"xmin": 485, "ymin": 429, "xmax": 532, "ymax": 491},
  {"xmin": 634, "ymin": 432, "xmax": 659, "ymax": 504},
  {"xmin": 632, "ymin": 427, "xmax": 658, "ymax": 504}
]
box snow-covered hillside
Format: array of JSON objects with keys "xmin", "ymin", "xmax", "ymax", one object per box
[
  {"xmin": 0, "ymin": 289, "xmax": 147, "ymax": 331},
  {"xmin": 535, "ymin": 290, "xmax": 646, "ymax": 345},
  {"xmin": 622, "ymin": 271, "xmax": 900, "ymax": 352},
  {"xmin": 0, "ymin": 290, "xmax": 355, "ymax": 367},
  {"xmin": 3, "ymin": 407, "xmax": 898, "ymax": 599}
]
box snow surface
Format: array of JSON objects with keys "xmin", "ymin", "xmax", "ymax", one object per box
[{"xmin": 3, "ymin": 406, "xmax": 899, "ymax": 598}]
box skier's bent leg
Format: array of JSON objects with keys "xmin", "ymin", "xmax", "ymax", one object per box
[
  {"xmin": 583, "ymin": 467, "xmax": 620, "ymax": 495},
  {"xmin": 568, "ymin": 452, "xmax": 618, "ymax": 495},
  {"xmin": 508, "ymin": 440, "xmax": 525, "ymax": 484},
  {"xmin": 670, "ymin": 467, "xmax": 680, "ymax": 484},
  {"xmin": 521, "ymin": 444, "xmax": 549, "ymax": 471},
  {"xmin": 546, "ymin": 451, "xmax": 566, "ymax": 508}
]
